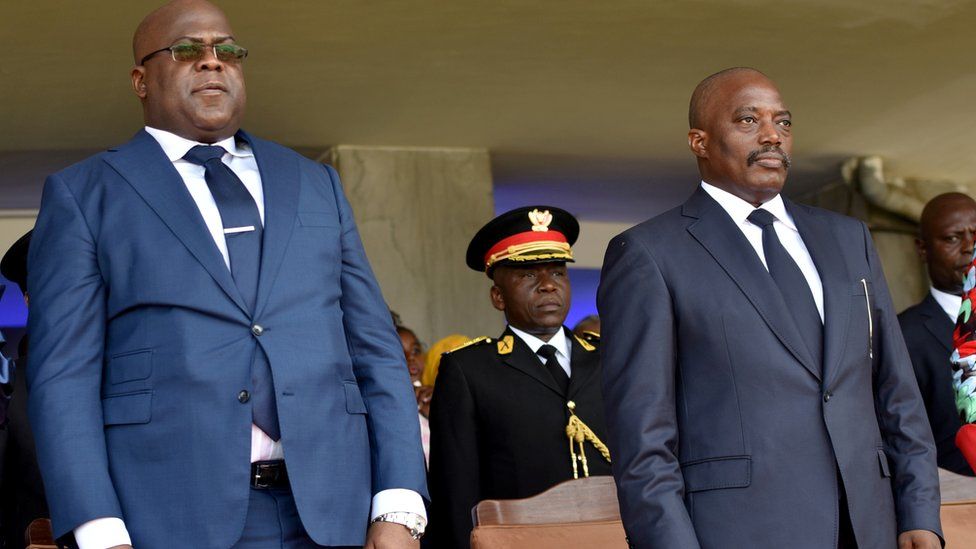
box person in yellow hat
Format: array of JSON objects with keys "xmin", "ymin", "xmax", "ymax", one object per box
[{"xmin": 421, "ymin": 334, "xmax": 469, "ymax": 388}]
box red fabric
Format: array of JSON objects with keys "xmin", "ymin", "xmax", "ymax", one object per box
[
  {"xmin": 484, "ymin": 230, "xmax": 568, "ymax": 266},
  {"xmin": 955, "ymin": 424, "xmax": 976, "ymax": 472}
]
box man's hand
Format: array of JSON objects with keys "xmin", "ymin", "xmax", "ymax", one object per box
[
  {"xmin": 108, "ymin": 545, "xmax": 133, "ymax": 549},
  {"xmin": 898, "ymin": 529, "xmax": 941, "ymax": 549},
  {"xmin": 364, "ymin": 520, "xmax": 418, "ymax": 549}
]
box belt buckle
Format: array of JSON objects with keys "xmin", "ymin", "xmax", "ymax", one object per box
[{"xmin": 252, "ymin": 462, "xmax": 279, "ymax": 489}]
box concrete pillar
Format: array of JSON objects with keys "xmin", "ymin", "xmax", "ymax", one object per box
[{"xmin": 321, "ymin": 145, "xmax": 500, "ymax": 346}]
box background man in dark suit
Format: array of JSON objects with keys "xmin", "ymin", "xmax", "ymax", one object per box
[
  {"xmin": 26, "ymin": 1, "xmax": 426, "ymax": 548},
  {"xmin": 427, "ymin": 206, "xmax": 610, "ymax": 549},
  {"xmin": 899, "ymin": 192, "xmax": 976, "ymax": 475},
  {"xmin": 598, "ymin": 67, "xmax": 942, "ymax": 548},
  {"xmin": 0, "ymin": 231, "xmax": 50, "ymax": 549}
]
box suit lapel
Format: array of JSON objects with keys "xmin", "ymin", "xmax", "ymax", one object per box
[
  {"xmin": 245, "ymin": 132, "xmax": 300, "ymax": 319},
  {"xmin": 684, "ymin": 188, "xmax": 820, "ymax": 380},
  {"xmin": 501, "ymin": 328, "xmax": 565, "ymax": 398},
  {"xmin": 921, "ymin": 293, "xmax": 954, "ymax": 352},
  {"xmin": 567, "ymin": 329, "xmax": 599, "ymax": 399},
  {"xmin": 788, "ymin": 201, "xmax": 850, "ymax": 387},
  {"xmin": 105, "ymin": 130, "xmax": 248, "ymax": 315}
]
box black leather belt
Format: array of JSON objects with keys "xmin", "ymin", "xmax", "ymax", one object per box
[{"xmin": 251, "ymin": 460, "xmax": 289, "ymax": 489}]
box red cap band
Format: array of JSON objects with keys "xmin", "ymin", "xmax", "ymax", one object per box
[{"xmin": 483, "ymin": 230, "xmax": 568, "ymax": 268}]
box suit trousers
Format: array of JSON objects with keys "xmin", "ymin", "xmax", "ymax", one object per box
[
  {"xmin": 231, "ymin": 488, "xmax": 353, "ymax": 549},
  {"xmin": 837, "ymin": 485, "xmax": 857, "ymax": 549}
]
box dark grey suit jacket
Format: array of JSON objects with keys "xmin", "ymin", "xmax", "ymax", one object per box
[
  {"xmin": 899, "ymin": 293, "xmax": 973, "ymax": 475},
  {"xmin": 598, "ymin": 187, "xmax": 942, "ymax": 548}
]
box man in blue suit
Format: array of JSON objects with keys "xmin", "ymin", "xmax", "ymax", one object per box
[
  {"xmin": 598, "ymin": 68, "xmax": 942, "ymax": 548},
  {"xmin": 26, "ymin": 1, "xmax": 427, "ymax": 548}
]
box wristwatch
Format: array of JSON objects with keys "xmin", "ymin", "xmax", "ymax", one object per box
[{"xmin": 372, "ymin": 511, "xmax": 426, "ymax": 540}]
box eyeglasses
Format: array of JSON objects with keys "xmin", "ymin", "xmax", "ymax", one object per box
[{"xmin": 140, "ymin": 43, "xmax": 248, "ymax": 66}]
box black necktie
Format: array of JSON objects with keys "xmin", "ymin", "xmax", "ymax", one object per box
[
  {"xmin": 747, "ymin": 209, "xmax": 823, "ymax": 368},
  {"xmin": 183, "ymin": 145, "xmax": 279, "ymax": 440},
  {"xmin": 538, "ymin": 344, "xmax": 570, "ymax": 394}
]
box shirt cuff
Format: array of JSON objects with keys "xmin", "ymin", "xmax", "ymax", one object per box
[
  {"xmin": 74, "ymin": 517, "xmax": 131, "ymax": 549},
  {"xmin": 370, "ymin": 489, "xmax": 428, "ymax": 523}
]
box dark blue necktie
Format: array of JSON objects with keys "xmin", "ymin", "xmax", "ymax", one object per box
[
  {"xmin": 538, "ymin": 344, "xmax": 569, "ymax": 394},
  {"xmin": 747, "ymin": 209, "xmax": 824, "ymax": 369},
  {"xmin": 183, "ymin": 145, "xmax": 280, "ymax": 440}
]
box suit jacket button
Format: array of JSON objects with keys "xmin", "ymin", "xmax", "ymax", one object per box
[
  {"xmin": 251, "ymin": 324, "xmax": 264, "ymax": 336},
  {"xmin": 238, "ymin": 390, "xmax": 250, "ymax": 403},
  {"xmin": 823, "ymin": 392, "xmax": 832, "ymax": 402}
]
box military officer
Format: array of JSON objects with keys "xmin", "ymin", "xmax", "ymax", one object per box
[{"xmin": 426, "ymin": 206, "xmax": 611, "ymax": 549}]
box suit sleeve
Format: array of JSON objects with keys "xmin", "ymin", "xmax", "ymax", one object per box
[
  {"xmin": 321, "ymin": 164, "xmax": 429, "ymax": 500},
  {"xmin": 597, "ymin": 233, "xmax": 701, "ymax": 549},
  {"xmin": 864, "ymin": 222, "xmax": 943, "ymax": 539},
  {"xmin": 26, "ymin": 174, "xmax": 123, "ymax": 538},
  {"xmin": 426, "ymin": 352, "xmax": 480, "ymax": 549}
]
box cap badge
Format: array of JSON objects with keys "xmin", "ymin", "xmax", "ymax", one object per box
[{"xmin": 528, "ymin": 209, "xmax": 553, "ymax": 232}]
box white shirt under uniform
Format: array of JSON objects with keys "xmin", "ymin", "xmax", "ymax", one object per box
[
  {"xmin": 700, "ymin": 181, "xmax": 825, "ymax": 321},
  {"xmin": 509, "ymin": 325, "xmax": 573, "ymax": 377},
  {"xmin": 74, "ymin": 127, "xmax": 425, "ymax": 548}
]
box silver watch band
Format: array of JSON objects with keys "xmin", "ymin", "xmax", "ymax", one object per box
[{"xmin": 372, "ymin": 511, "xmax": 426, "ymax": 540}]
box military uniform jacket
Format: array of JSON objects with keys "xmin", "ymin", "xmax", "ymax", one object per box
[{"xmin": 427, "ymin": 326, "xmax": 610, "ymax": 549}]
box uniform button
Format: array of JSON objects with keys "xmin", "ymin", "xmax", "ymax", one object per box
[
  {"xmin": 251, "ymin": 324, "xmax": 264, "ymax": 336},
  {"xmin": 823, "ymin": 392, "xmax": 832, "ymax": 403},
  {"xmin": 238, "ymin": 390, "xmax": 250, "ymax": 403}
]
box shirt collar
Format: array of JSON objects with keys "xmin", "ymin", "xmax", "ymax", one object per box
[
  {"xmin": 930, "ymin": 286, "xmax": 962, "ymax": 321},
  {"xmin": 144, "ymin": 126, "xmax": 253, "ymax": 163},
  {"xmin": 700, "ymin": 181, "xmax": 797, "ymax": 231},
  {"xmin": 509, "ymin": 325, "xmax": 570, "ymax": 359}
]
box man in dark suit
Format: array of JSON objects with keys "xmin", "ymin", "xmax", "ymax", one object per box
[
  {"xmin": 427, "ymin": 206, "xmax": 611, "ymax": 549},
  {"xmin": 899, "ymin": 192, "xmax": 976, "ymax": 475},
  {"xmin": 598, "ymin": 68, "xmax": 942, "ymax": 549},
  {"xmin": 0, "ymin": 231, "xmax": 50, "ymax": 549},
  {"xmin": 26, "ymin": 1, "xmax": 426, "ymax": 548}
]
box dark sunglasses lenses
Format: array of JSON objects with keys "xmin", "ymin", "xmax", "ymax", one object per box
[{"xmin": 170, "ymin": 43, "xmax": 248, "ymax": 62}]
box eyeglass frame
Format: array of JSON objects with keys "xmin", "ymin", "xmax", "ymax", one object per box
[{"xmin": 139, "ymin": 43, "xmax": 248, "ymax": 66}]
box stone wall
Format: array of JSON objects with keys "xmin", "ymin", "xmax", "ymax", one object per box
[
  {"xmin": 798, "ymin": 163, "xmax": 974, "ymax": 313},
  {"xmin": 323, "ymin": 145, "xmax": 500, "ymax": 346}
]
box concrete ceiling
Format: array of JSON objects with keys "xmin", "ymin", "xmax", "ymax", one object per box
[{"xmin": 2, "ymin": 0, "xmax": 974, "ymax": 221}]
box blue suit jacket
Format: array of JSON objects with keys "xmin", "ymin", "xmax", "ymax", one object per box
[
  {"xmin": 26, "ymin": 130, "xmax": 428, "ymax": 548},
  {"xmin": 598, "ymin": 188, "xmax": 942, "ymax": 549}
]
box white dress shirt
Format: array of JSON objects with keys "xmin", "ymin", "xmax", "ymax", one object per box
[
  {"xmin": 75, "ymin": 127, "xmax": 425, "ymax": 549},
  {"xmin": 931, "ymin": 286, "xmax": 962, "ymax": 322},
  {"xmin": 509, "ymin": 325, "xmax": 572, "ymax": 377},
  {"xmin": 701, "ymin": 181, "xmax": 825, "ymax": 321}
]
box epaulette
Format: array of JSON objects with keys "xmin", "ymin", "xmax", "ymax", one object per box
[
  {"xmin": 444, "ymin": 336, "xmax": 492, "ymax": 354},
  {"xmin": 574, "ymin": 331, "xmax": 600, "ymax": 351}
]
